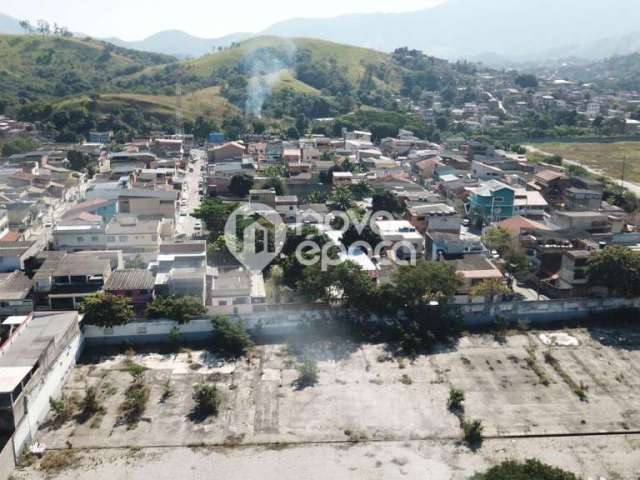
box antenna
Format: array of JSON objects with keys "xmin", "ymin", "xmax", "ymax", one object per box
[{"xmin": 175, "ymin": 70, "xmax": 184, "ymax": 137}]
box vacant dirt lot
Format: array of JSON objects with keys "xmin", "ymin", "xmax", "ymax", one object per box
[
  {"xmin": 531, "ymin": 141, "xmax": 640, "ymax": 184},
  {"xmin": 13, "ymin": 327, "xmax": 640, "ymax": 479}
]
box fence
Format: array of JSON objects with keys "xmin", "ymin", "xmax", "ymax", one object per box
[{"xmin": 83, "ymin": 297, "xmax": 640, "ymax": 345}]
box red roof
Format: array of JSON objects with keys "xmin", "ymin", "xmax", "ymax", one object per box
[{"xmin": 0, "ymin": 230, "xmax": 23, "ymax": 242}]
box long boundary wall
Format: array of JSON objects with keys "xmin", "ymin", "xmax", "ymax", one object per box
[{"xmin": 83, "ymin": 297, "xmax": 640, "ymax": 346}]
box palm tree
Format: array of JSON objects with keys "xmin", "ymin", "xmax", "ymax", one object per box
[{"xmin": 331, "ymin": 186, "xmax": 354, "ymax": 211}]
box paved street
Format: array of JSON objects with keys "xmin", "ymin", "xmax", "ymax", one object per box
[{"xmin": 176, "ymin": 149, "xmax": 205, "ymax": 238}]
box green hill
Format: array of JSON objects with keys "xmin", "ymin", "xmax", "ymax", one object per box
[
  {"xmin": 4, "ymin": 34, "xmax": 479, "ymax": 141},
  {"xmin": 0, "ymin": 34, "xmax": 175, "ymax": 108}
]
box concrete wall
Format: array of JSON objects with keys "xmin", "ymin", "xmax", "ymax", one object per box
[
  {"xmin": 12, "ymin": 333, "xmax": 83, "ymax": 459},
  {"xmin": 0, "ymin": 436, "xmax": 15, "ymax": 480},
  {"xmin": 82, "ymin": 297, "xmax": 640, "ymax": 346}
]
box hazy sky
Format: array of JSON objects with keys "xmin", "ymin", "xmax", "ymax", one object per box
[{"xmin": 1, "ymin": 0, "xmax": 445, "ymax": 40}]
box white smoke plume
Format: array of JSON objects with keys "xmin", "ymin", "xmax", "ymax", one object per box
[{"xmin": 244, "ymin": 41, "xmax": 296, "ymax": 118}]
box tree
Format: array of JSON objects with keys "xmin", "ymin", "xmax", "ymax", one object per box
[
  {"xmin": 392, "ymin": 260, "xmax": 463, "ymax": 306},
  {"xmin": 515, "ymin": 74, "xmax": 539, "ymax": 89},
  {"xmin": 330, "ymin": 186, "xmax": 355, "ymax": 211},
  {"xmin": 145, "ymin": 296, "xmax": 205, "ymax": 324},
  {"xmin": 19, "ymin": 20, "xmax": 33, "ymax": 34},
  {"xmin": 470, "ymin": 278, "xmax": 510, "ymax": 301},
  {"xmin": 471, "ymin": 459, "xmax": 578, "ymax": 480},
  {"xmin": 371, "ymin": 190, "xmax": 404, "ymax": 213},
  {"xmin": 263, "ymin": 176, "xmax": 285, "ymax": 195},
  {"xmin": 81, "ymin": 292, "xmax": 134, "ymax": 327},
  {"xmin": 192, "ymin": 198, "xmax": 238, "ymax": 240},
  {"xmin": 229, "ymin": 174, "xmax": 254, "ymax": 197},
  {"xmin": 192, "ymin": 383, "xmax": 221, "ymax": 416},
  {"xmin": 67, "ymin": 150, "xmax": 92, "ymax": 172},
  {"xmin": 587, "ymin": 246, "xmax": 640, "ymax": 297},
  {"xmin": 210, "ymin": 314, "xmax": 253, "ymax": 358},
  {"xmin": 348, "ymin": 182, "xmax": 372, "ymax": 201},
  {"xmin": 483, "ymin": 227, "xmax": 513, "ymax": 255}
]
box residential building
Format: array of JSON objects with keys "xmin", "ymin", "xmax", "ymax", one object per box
[
  {"xmin": 467, "ymin": 180, "xmax": 516, "ymax": 225},
  {"xmin": 551, "ymin": 211, "xmax": 612, "ymax": 234},
  {"xmin": 0, "ymin": 311, "xmax": 81, "ymax": 457},
  {"xmin": 564, "ymin": 188, "xmax": 603, "ymax": 211},
  {"xmin": 104, "ymin": 269, "xmax": 155, "ymax": 315},
  {"xmin": 447, "ymin": 254, "xmax": 504, "ymax": 293},
  {"xmin": 208, "ymin": 142, "xmax": 245, "ymax": 163},
  {"xmin": 275, "ymin": 195, "xmax": 298, "ymax": 222},
  {"xmin": 406, "ymin": 204, "xmax": 458, "ymax": 234},
  {"xmin": 513, "ymin": 189, "xmax": 548, "ymax": 219},
  {"xmin": 152, "ymin": 242, "xmax": 208, "ymax": 305},
  {"xmin": 105, "ymin": 216, "xmax": 169, "ymax": 253},
  {"xmin": 33, "ymin": 251, "xmax": 121, "ymax": 310},
  {"xmin": 557, "ymin": 250, "xmax": 590, "ymax": 291},
  {"xmin": 0, "ymin": 271, "xmax": 33, "ymax": 316},
  {"xmin": 118, "ymin": 189, "xmax": 179, "ymax": 221},
  {"xmin": 375, "ymin": 220, "xmax": 424, "ymax": 262},
  {"xmin": 0, "ymin": 241, "xmax": 40, "ymax": 273},
  {"xmin": 52, "ymin": 223, "xmax": 106, "ymax": 251},
  {"xmin": 210, "ymin": 268, "xmax": 266, "ymax": 314}
]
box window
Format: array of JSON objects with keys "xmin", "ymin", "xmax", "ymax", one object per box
[
  {"xmin": 494, "ymin": 196, "xmax": 504, "ymax": 203},
  {"xmin": 76, "ymin": 236, "xmax": 85, "ymax": 242},
  {"xmin": 119, "ymin": 236, "xmax": 128, "ymax": 242},
  {"xmin": 91, "ymin": 236, "xmax": 99, "ymax": 242},
  {"xmin": 120, "ymin": 200, "xmax": 130, "ymax": 213},
  {"xmin": 106, "ymin": 236, "xmax": 116, "ymax": 243}
]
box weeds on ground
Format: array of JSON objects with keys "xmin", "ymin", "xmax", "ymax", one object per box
[
  {"xmin": 191, "ymin": 383, "xmax": 221, "ymax": 419},
  {"xmin": 525, "ymin": 347, "xmax": 551, "ymax": 386},
  {"xmin": 294, "ymin": 359, "xmax": 318, "ymax": 389},
  {"xmin": 447, "ymin": 388, "xmax": 465, "ymax": 415},
  {"xmin": 399, "ymin": 374, "xmax": 413, "ymax": 385},
  {"xmin": 78, "ymin": 386, "xmax": 105, "ymax": 424},
  {"xmin": 462, "ymin": 419, "xmax": 484, "ymax": 449},
  {"xmin": 39, "ymin": 449, "xmax": 77, "ymax": 474},
  {"xmin": 544, "ymin": 351, "xmax": 589, "ymax": 401}
]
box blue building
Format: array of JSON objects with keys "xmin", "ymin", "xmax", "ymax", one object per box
[
  {"xmin": 468, "ymin": 180, "xmax": 515, "ymax": 226},
  {"xmin": 208, "ymin": 132, "xmax": 225, "ymax": 145}
]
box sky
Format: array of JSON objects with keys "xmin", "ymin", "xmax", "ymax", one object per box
[{"xmin": 1, "ymin": 0, "xmax": 445, "ymax": 40}]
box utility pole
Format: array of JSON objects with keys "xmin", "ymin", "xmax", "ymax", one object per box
[
  {"xmin": 621, "ymin": 156, "xmax": 627, "ymax": 193},
  {"xmin": 175, "ymin": 72, "xmax": 184, "ymax": 137}
]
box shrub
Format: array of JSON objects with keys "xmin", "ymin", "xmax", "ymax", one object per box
[
  {"xmin": 192, "ymin": 383, "xmax": 221, "ymax": 416},
  {"xmin": 49, "ymin": 395, "xmax": 74, "ymax": 424},
  {"xmin": 295, "ymin": 359, "xmax": 319, "ymax": 389},
  {"xmin": 120, "ymin": 382, "xmax": 150, "ymax": 426},
  {"xmin": 124, "ymin": 361, "xmax": 147, "ymax": 381},
  {"xmin": 462, "ymin": 419, "xmax": 484, "ymax": 448},
  {"xmin": 146, "ymin": 296, "xmax": 205, "ymax": 324},
  {"xmin": 447, "ymin": 388, "xmax": 465, "ymax": 414},
  {"xmin": 210, "ymin": 315, "xmax": 253, "ymax": 358},
  {"xmin": 471, "ymin": 459, "xmax": 578, "ymax": 480},
  {"xmin": 79, "ymin": 387, "xmax": 104, "ymax": 420}
]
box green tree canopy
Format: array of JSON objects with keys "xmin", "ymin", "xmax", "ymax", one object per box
[
  {"xmin": 145, "ymin": 296, "xmax": 206, "ymax": 324},
  {"xmin": 372, "ymin": 190, "xmax": 404, "ymax": 213},
  {"xmin": 210, "ymin": 314, "xmax": 254, "ymax": 358},
  {"xmin": 587, "ymin": 246, "xmax": 640, "ymax": 297},
  {"xmin": 229, "ymin": 174, "xmax": 254, "ymax": 197},
  {"xmin": 82, "ymin": 292, "xmax": 134, "ymax": 327},
  {"xmin": 472, "ymin": 459, "xmax": 578, "ymax": 480},
  {"xmin": 192, "ymin": 198, "xmax": 238, "ymax": 240}
]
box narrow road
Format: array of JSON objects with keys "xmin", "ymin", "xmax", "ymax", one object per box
[{"xmin": 525, "ymin": 144, "xmax": 640, "ymax": 197}]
